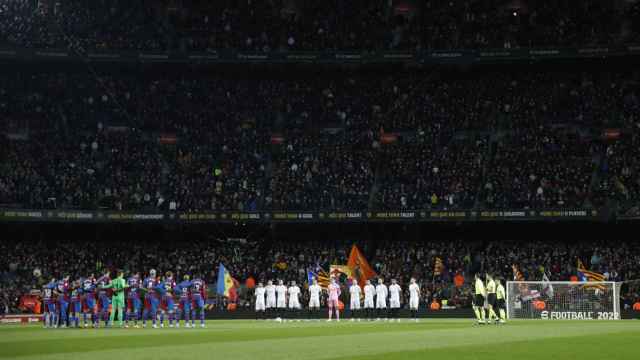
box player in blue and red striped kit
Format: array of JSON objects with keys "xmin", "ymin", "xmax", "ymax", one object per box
[
  {"xmin": 96, "ymin": 271, "xmax": 111, "ymax": 327},
  {"xmin": 125, "ymin": 272, "xmax": 142, "ymax": 328},
  {"xmin": 176, "ymin": 275, "xmax": 192, "ymax": 328},
  {"xmin": 42, "ymin": 278, "xmax": 57, "ymax": 328},
  {"xmin": 156, "ymin": 272, "xmax": 177, "ymax": 328},
  {"xmin": 142, "ymin": 269, "xmax": 159, "ymax": 328},
  {"xmin": 190, "ymin": 276, "xmax": 207, "ymax": 328},
  {"xmin": 69, "ymin": 279, "xmax": 83, "ymax": 328},
  {"xmin": 55, "ymin": 276, "xmax": 70, "ymax": 328},
  {"xmin": 81, "ymin": 275, "xmax": 97, "ymax": 327}
]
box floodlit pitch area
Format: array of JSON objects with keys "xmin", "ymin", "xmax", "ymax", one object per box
[{"xmin": 1, "ymin": 320, "xmax": 639, "ymax": 360}]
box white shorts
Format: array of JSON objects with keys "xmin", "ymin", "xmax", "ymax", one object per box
[
  {"xmin": 390, "ymin": 299, "xmax": 400, "ymax": 309},
  {"xmin": 255, "ymin": 301, "xmax": 265, "ymax": 311},
  {"xmin": 364, "ymin": 298, "xmax": 374, "ymax": 309},
  {"xmin": 309, "ymin": 298, "xmax": 320, "ymax": 308},
  {"xmin": 409, "ymin": 298, "xmax": 419, "ymax": 310},
  {"xmin": 350, "ymin": 298, "xmax": 360, "ymax": 310},
  {"xmin": 288, "ymin": 299, "xmax": 300, "ymax": 309},
  {"xmin": 376, "ymin": 299, "xmax": 387, "ymax": 309},
  {"xmin": 266, "ymin": 298, "xmax": 276, "ymax": 308},
  {"xmin": 276, "ymin": 299, "xmax": 287, "ymax": 308}
]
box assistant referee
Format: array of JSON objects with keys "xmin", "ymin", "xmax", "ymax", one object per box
[
  {"xmin": 473, "ymin": 273, "xmax": 486, "ymax": 324},
  {"xmin": 495, "ymin": 278, "xmax": 507, "ymax": 324},
  {"xmin": 486, "ymin": 273, "xmax": 498, "ymax": 323}
]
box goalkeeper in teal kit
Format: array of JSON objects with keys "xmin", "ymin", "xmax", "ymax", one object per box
[{"xmin": 100, "ymin": 270, "xmax": 128, "ymax": 327}]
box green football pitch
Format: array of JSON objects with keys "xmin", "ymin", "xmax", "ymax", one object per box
[{"xmin": 1, "ymin": 319, "xmax": 639, "ymax": 360}]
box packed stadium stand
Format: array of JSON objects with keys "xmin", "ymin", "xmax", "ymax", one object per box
[
  {"xmin": 2, "ymin": 223, "xmax": 640, "ymax": 315},
  {"xmin": 1, "ymin": 66, "xmax": 639, "ymax": 212}
]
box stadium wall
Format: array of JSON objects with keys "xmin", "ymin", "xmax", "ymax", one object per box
[
  {"xmin": 202, "ymin": 309, "xmax": 639, "ymax": 320},
  {"xmin": 1, "ymin": 311, "xmax": 637, "ymax": 324}
]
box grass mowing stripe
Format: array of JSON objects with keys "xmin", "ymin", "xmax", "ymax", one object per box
[
  {"xmin": 0, "ymin": 322, "xmax": 470, "ymax": 357},
  {"xmin": 327, "ymin": 330, "xmax": 640, "ymax": 360}
]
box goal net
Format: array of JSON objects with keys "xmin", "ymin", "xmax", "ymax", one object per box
[{"xmin": 506, "ymin": 281, "xmax": 620, "ymax": 320}]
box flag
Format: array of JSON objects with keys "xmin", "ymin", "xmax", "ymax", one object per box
[
  {"xmin": 216, "ymin": 263, "xmax": 239, "ymax": 302},
  {"xmin": 347, "ymin": 245, "xmax": 377, "ymax": 288},
  {"xmin": 512, "ymin": 264, "xmax": 530, "ymax": 296},
  {"xmin": 512, "ymin": 264, "xmax": 525, "ymax": 281},
  {"xmin": 577, "ymin": 259, "xmax": 606, "ymax": 291},
  {"xmin": 307, "ymin": 266, "xmax": 330, "ymax": 288},
  {"xmin": 434, "ymin": 257, "xmax": 444, "ymax": 277},
  {"xmin": 511, "ymin": 264, "xmax": 543, "ymax": 301},
  {"xmin": 577, "ymin": 259, "xmax": 605, "ymax": 282},
  {"xmin": 307, "ymin": 270, "xmax": 315, "ymax": 288},
  {"xmin": 542, "ymin": 272, "xmax": 554, "ymax": 298},
  {"xmin": 521, "ymin": 290, "xmax": 541, "ymax": 302},
  {"xmin": 330, "ymin": 265, "xmax": 353, "ymax": 283}
]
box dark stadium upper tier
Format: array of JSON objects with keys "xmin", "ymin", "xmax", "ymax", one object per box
[{"xmin": 0, "ymin": 0, "xmax": 638, "ymax": 52}]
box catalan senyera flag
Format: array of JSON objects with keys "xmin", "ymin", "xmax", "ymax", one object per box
[
  {"xmin": 347, "ymin": 245, "xmax": 377, "ymax": 288},
  {"xmin": 434, "ymin": 257, "xmax": 444, "ymax": 276},
  {"xmin": 512, "ymin": 264, "xmax": 525, "ymax": 281},
  {"xmin": 216, "ymin": 263, "xmax": 239, "ymax": 302},
  {"xmin": 577, "ymin": 259, "xmax": 606, "ymax": 291},
  {"xmin": 307, "ymin": 266, "xmax": 331, "ymax": 288},
  {"xmin": 512, "ymin": 264, "xmax": 529, "ymax": 293}
]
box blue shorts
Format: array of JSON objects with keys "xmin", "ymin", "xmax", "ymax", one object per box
[
  {"xmin": 163, "ymin": 296, "xmax": 175, "ymax": 311},
  {"xmin": 58, "ymin": 299, "xmax": 69, "ymax": 312},
  {"xmin": 84, "ymin": 296, "xmax": 96, "ymax": 312},
  {"xmin": 46, "ymin": 302, "xmax": 56, "ymax": 313},
  {"xmin": 128, "ymin": 298, "xmax": 142, "ymax": 312},
  {"xmin": 192, "ymin": 296, "xmax": 204, "ymax": 309},
  {"xmin": 71, "ymin": 301, "xmax": 82, "ymax": 314},
  {"xmin": 180, "ymin": 298, "xmax": 191, "ymax": 311},
  {"xmin": 99, "ymin": 296, "xmax": 110, "ymax": 310},
  {"xmin": 146, "ymin": 296, "xmax": 159, "ymax": 312}
]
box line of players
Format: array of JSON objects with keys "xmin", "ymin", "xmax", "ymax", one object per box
[
  {"xmin": 41, "ymin": 269, "xmax": 208, "ymax": 328},
  {"xmin": 472, "ymin": 273, "xmax": 507, "ymax": 325},
  {"xmin": 254, "ymin": 277, "xmax": 422, "ymax": 322}
]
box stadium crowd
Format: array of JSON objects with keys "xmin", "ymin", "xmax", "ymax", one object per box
[
  {"xmin": 600, "ymin": 132, "xmax": 640, "ymax": 216},
  {"xmin": 481, "ymin": 128, "xmax": 598, "ymax": 209},
  {"xmin": 1, "ymin": 0, "xmax": 638, "ymax": 51},
  {"xmin": 2, "ymin": 67, "xmax": 639, "ymax": 212},
  {"xmin": 1, "ymin": 236, "xmax": 639, "ymax": 314}
]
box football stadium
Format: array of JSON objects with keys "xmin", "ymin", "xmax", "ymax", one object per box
[{"xmin": 2, "ymin": 1, "xmax": 640, "ymax": 359}]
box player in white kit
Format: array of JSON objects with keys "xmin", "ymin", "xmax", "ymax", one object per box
[
  {"xmin": 254, "ymin": 282, "xmax": 266, "ymax": 319},
  {"xmin": 276, "ymin": 280, "xmax": 287, "ymax": 319},
  {"xmin": 288, "ymin": 281, "xmax": 301, "ymax": 320},
  {"xmin": 363, "ymin": 279, "xmax": 375, "ymax": 321},
  {"xmin": 327, "ymin": 278, "xmax": 341, "ymax": 322},
  {"xmin": 388, "ymin": 279, "xmax": 401, "ymax": 321},
  {"xmin": 375, "ymin": 278, "xmax": 388, "ymax": 321},
  {"xmin": 308, "ymin": 279, "xmax": 322, "ymax": 320},
  {"xmin": 349, "ymin": 281, "xmax": 361, "ymax": 321},
  {"xmin": 265, "ymin": 280, "xmax": 276, "ymax": 318},
  {"xmin": 408, "ymin": 278, "xmax": 420, "ymax": 322}
]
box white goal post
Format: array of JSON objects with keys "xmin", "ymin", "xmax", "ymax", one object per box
[{"xmin": 506, "ymin": 281, "xmax": 621, "ymax": 320}]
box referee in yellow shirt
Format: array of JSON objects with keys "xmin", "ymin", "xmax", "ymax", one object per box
[
  {"xmin": 495, "ymin": 278, "xmax": 507, "ymax": 324},
  {"xmin": 485, "ymin": 273, "xmax": 498, "ymax": 323},
  {"xmin": 473, "ymin": 273, "xmax": 486, "ymax": 324}
]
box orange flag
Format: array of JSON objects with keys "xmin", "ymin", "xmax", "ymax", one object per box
[{"xmin": 347, "ymin": 245, "xmax": 377, "ymax": 287}]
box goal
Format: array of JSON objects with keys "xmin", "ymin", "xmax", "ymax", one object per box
[{"xmin": 506, "ymin": 281, "xmax": 621, "ymax": 320}]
